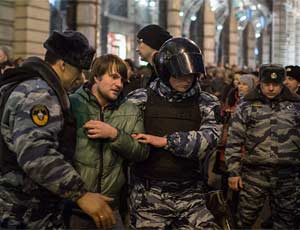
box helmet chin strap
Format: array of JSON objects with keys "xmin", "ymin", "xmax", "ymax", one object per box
[{"xmin": 186, "ymin": 77, "xmax": 198, "ymax": 92}]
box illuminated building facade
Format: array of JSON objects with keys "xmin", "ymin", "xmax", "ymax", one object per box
[{"xmin": 1, "ymin": 0, "xmax": 300, "ymax": 67}]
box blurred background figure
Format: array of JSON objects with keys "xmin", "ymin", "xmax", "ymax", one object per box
[
  {"xmin": 14, "ymin": 57, "xmax": 25, "ymax": 67},
  {"xmin": 124, "ymin": 58, "xmax": 135, "ymax": 79},
  {"xmin": 284, "ymin": 65, "xmax": 300, "ymax": 95},
  {"xmin": 0, "ymin": 46, "xmax": 9, "ymax": 64},
  {"xmin": 213, "ymin": 73, "xmax": 257, "ymax": 226},
  {"xmin": 122, "ymin": 58, "xmax": 140, "ymax": 96},
  {"xmin": 0, "ymin": 59, "xmax": 15, "ymax": 75},
  {"xmin": 0, "ymin": 46, "xmax": 12, "ymax": 76},
  {"xmin": 238, "ymin": 74, "xmax": 257, "ymax": 98},
  {"xmin": 136, "ymin": 24, "xmax": 172, "ymax": 87}
]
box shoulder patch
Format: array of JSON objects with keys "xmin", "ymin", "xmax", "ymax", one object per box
[{"xmin": 30, "ymin": 105, "xmax": 49, "ymax": 127}]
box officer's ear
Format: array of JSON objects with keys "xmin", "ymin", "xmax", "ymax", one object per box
[
  {"xmin": 59, "ymin": 60, "xmax": 66, "ymax": 71},
  {"xmin": 54, "ymin": 59, "xmax": 65, "ymax": 72},
  {"xmin": 51, "ymin": 59, "xmax": 65, "ymax": 77}
]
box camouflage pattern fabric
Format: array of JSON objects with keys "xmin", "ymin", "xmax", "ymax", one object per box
[
  {"xmin": 127, "ymin": 79, "xmax": 222, "ymax": 162},
  {"xmin": 238, "ymin": 166, "xmax": 298, "ymax": 229},
  {"xmin": 296, "ymin": 173, "xmax": 300, "ymax": 229},
  {"xmin": 225, "ymin": 87, "xmax": 300, "ymax": 229},
  {"xmin": 225, "ymin": 87, "xmax": 300, "ymax": 177},
  {"xmin": 129, "ymin": 178, "xmax": 219, "ymax": 230},
  {"xmin": 0, "ymin": 77, "xmax": 86, "ymax": 229},
  {"xmin": 127, "ymin": 79, "xmax": 222, "ymax": 229}
]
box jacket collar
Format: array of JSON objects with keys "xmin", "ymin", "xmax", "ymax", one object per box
[{"xmin": 244, "ymin": 85, "xmax": 300, "ymax": 102}]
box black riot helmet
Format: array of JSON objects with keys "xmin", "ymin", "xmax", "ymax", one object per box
[{"xmin": 155, "ymin": 37, "xmax": 206, "ymax": 84}]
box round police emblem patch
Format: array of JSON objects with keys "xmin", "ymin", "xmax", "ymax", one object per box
[
  {"xmin": 271, "ymin": 72, "xmax": 278, "ymax": 79},
  {"xmin": 30, "ymin": 105, "xmax": 49, "ymax": 127}
]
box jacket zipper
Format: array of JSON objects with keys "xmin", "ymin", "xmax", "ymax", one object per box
[{"xmin": 98, "ymin": 107, "xmax": 104, "ymax": 193}]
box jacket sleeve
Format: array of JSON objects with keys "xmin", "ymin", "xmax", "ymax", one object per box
[
  {"xmin": 109, "ymin": 106, "xmax": 149, "ymax": 162},
  {"xmin": 164, "ymin": 97, "xmax": 222, "ymax": 161},
  {"xmin": 8, "ymin": 82, "xmax": 87, "ymax": 202},
  {"xmin": 224, "ymin": 104, "xmax": 246, "ymax": 177}
]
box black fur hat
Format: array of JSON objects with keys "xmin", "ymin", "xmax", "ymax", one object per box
[
  {"xmin": 285, "ymin": 65, "xmax": 300, "ymax": 82},
  {"xmin": 44, "ymin": 30, "xmax": 95, "ymax": 70},
  {"xmin": 259, "ymin": 64, "xmax": 285, "ymax": 84}
]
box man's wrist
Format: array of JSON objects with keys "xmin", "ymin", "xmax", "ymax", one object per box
[
  {"xmin": 229, "ymin": 170, "xmax": 240, "ymax": 177},
  {"xmin": 161, "ymin": 137, "xmax": 168, "ymax": 147},
  {"xmin": 164, "ymin": 135, "xmax": 171, "ymax": 150},
  {"xmin": 110, "ymin": 128, "xmax": 119, "ymax": 141},
  {"xmin": 69, "ymin": 185, "xmax": 88, "ymax": 202}
]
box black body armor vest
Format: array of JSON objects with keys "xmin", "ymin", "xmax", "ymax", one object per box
[
  {"xmin": 135, "ymin": 89, "xmax": 201, "ymax": 181},
  {"xmin": 0, "ymin": 57, "xmax": 76, "ymax": 199}
]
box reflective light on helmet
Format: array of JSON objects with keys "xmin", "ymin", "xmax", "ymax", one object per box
[{"xmin": 167, "ymin": 52, "xmax": 205, "ymax": 78}]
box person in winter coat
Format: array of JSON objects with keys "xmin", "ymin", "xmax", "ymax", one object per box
[{"xmin": 68, "ymin": 54, "xmax": 149, "ymax": 229}]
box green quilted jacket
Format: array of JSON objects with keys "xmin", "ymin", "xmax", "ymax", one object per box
[{"xmin": 69, "ymin": 84, "xmax": 148, "ymax": 209}]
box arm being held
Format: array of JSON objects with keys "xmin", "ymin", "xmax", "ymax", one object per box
[
  {"xmin": 109, "ymin": 108, "xmax": 149, "ymax": 162},
  {"xmin": 164, "ymin": 98, "xmax": 222, "ymax": 160}
]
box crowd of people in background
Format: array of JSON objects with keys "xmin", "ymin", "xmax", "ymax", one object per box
[
  {"xmin": 0, "ymin": 24, "xmax": 300, "ymax": 230},
  {"xmin": 2, "ymin": 44, "xmax": 299, "ymax": 103},
  {"xmin": 0, "ymin": 46, "xmax": 24, "ymax": 75}
]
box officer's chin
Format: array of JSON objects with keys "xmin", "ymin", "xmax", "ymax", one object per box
[
  {"xmin": 265, "ymin": 94, "xmax": 276, "ymax": 99},
  {"xmin": 177, "ymin": 87, "xmax": 189, "ymax": 93}
]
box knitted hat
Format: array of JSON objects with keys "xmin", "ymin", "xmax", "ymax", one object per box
[
  {"xmin": 285, "ymin": 65, "xmax": 300, "ymax": 82},
  {"xmin": 44, "ymin": 30, "xmax": 95, "ymax": 70},
  {"xmin": 239, "ymin": 74, "xmax": 256, "ymax": 90},
  {"xmin": 137, "ymin": 24, "xmax": 172, "ymax": 50}
]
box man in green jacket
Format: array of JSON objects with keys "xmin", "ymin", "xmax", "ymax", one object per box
[{"xmin": 68, "ymin": 54, "xmax": 148, "ymax": 229}]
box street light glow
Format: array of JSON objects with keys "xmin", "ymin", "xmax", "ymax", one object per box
[
  {"xmin": 217, "ymin": 25, "xmax": 223, "ymax": 30},
  {"xmin": 149, "ymin": 1, "xmax": 155, "ymax": 7},
  {"xmin": 240, "ymin": 15, "xmax": 247, "ymax": 21},
  {"xmin": 139, "ymin": 0, "xmax": 148, "ymax": 7},
  {"xmin": 191, "ymin": 15, "xmax": 197, "ymax": 21}
]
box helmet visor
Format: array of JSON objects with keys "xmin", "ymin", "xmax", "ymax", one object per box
[{"xmin": 167, "ymin": 52, "xmax": 205, "ymax": 78}]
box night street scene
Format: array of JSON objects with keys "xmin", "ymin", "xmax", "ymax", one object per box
[{"xmin": 0, "ymin": 0, "xmax": 300, "ymax": 229}]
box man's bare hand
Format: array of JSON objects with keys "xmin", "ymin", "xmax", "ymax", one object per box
[
  {"xmin": 228, "ymin": 176, "xmax": 243, "ymax": 191},
  {"xmin": 132, "ymin": 133, "xmax": 167, "ymax": 148},
  {"xmin": 77, "ymin": 192, "xmax": 116, "ymax": 229},
  {"xmin": 83, "ymin": 120, "xmax": 118, "ymax": 140}
]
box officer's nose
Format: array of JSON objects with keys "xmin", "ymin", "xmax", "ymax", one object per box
[{"xmin": 268, "ymin": 84, "xmax": 274, "ymax": 91}]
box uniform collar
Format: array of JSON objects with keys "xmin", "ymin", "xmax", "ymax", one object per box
[
  {"xmin": 244, "ymin": 85, "xmax": 300, "ymax": 102},
  {"xmin": 149, "ymin": 78, "xmax": 200, "ymax": 102}
]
